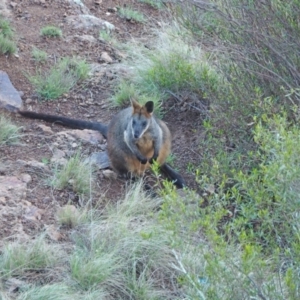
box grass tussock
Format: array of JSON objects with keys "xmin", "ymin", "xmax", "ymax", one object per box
[
  {"xmin": 118, "ymin": 7, "xmax": 146, "ymax": 23},
  {"xmin": 0, "ymin": 17, "xmax": 16, "ymax": 55},
  {"xmin": 0, "ymin": 116, "xmax": 20, "ymax": 145},
  {"xmin": 138, "ymin": 0, "xmax": 164, "ymax": 9},
  {"xmin": 31, "ymin": 47, "xmax": 48, "ymax": 62},
  {"xmin": 28, "ymin": 57, "xmax": 90, "ymax": 100},
  {"xmin": 40, "ymin": 25, "xmax": 62, "ymax": 37},
  {"xmin": 113, "ymin": 25, "xmax": 221, "ymax": 116},
  {"xmin": 51, "ymin": 152, "xmax": 93, "ymax": 196},
  {"xmin": 0, "ymin": 236, "xmax": 63, "ymax": 279},
  {"xmin": 0, "ymin": 182, "xmax": 184, "ymax": 299}
]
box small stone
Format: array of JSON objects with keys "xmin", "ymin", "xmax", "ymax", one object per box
[
  {"xmin": 102, "ymin": 169, "xmax": 117, "ymax": 180},
  {"xmin": 45, "ymin": 225, "xmax": 63, "ymax": 241},
  {"xmin": 25, "ymin": 98, "xmax": 33, "ymax": 104},
  {"xmin": 100, "ymin": 51, "xmax": 113, "ymax": 64},
  {"xmin": 24, "ymin": 205, "xmax": 44, "ymax": 221},
  {"xmin": 0, "ymin": 197, "xmax": 6, "ymax": 205},
  {"xmin": 88, "ymin": 152, "xmax": 110, "ymax": 169},
  {"xmin": 37, "ymin": 124, "xmax": 53, "ymax": 134},
  {"xmin": 107, "ymin": 7, "xmax": 117, "ymax": 13},
  {"xmin": 17, "ymin": 159, "xmax": 48, "ymax": 170},
  {"xmin": 10, "ymin": 2, "xmax": 18, "ymax": 8},
  {"xmin": 19, "ymin": 173, "xmax": 32, "ymax": 183},
  {"xmin": 43, "ymin": 196, "xmax": 51, "ymax": 204},
  {"xmin": 71, "ymin": 142, "xmax": 78, "ymax": 148}
]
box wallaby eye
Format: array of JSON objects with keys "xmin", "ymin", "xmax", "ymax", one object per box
[
  {"xmin": 142, "ymin": 121, "xmax": 147, "ymax": 127},
  {"xmin": 132, "ymin": 120, "xmax": 136, "ymax": 126}
]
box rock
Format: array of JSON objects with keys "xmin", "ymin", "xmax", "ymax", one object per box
[
  {"xmin": 52, "ymin": 148, "xmax": 65, "ymax": 159},
  {"xmin": 9, "ymin": 1, "xmax": 18, "ymax": 8},
  {"xmin": 25, "ymin": 98, "xmax": 33, "ymax": 104},
  {"xmin": 42, "ymin": 196, "xmax": 51, "ymax": 204},
  {"xmin": 66, "ymin": 14, "xmax": 115, "ymax": 31},
  {"xmin": 102, "ymin": 169, "xmax": 117, "ymax": 180},
  {"xmin": 51, "ymin": 148, "xmax": 67, "ymax": 165},
  {"xmin": 19, "ymin": 173, "xmax": 32, "ymax": 184},
  {"xmin": 58, "ymin": 129, "xmax": 104, "ymax": 145},
  {"xmin": 0, "ymin": 176, "xmax": 27, "ymax": 201},
  {"xmin": 0, "ymin": 71, "xmax": 23, "ymax": 110},
  {"xmin": 0, "ymin": 1, "xmax": 11, "ymax": 17},
  {"xmin": 37, "ymin": 124, "xmax": 53, "ymax": 134},
  {"xmin": 17, "ymin": 159, "xmax": 49, "ymax": 170},
  {"xmin": 23, "ymin": 205, "xmax": 44, "ymax": 221},
  {"xmin": 45, "ymin": 225, "xmax": 63, "ymax": 241},
  {"xmin": 75, "ymin": 34, "xmax": 97, "ymax": 44},
  {"xmin": 5, "ymin": 278, "xmax": 27, "ymax": 293},
  {"xmin": 107, "ymin": 7, "xmax": 117, "ymax": 13},
  {"xmin": 88, "ymin": 151, "xmax": 111, "ymax": 169},
  {"xmin": 100, "ymin": 51, "xmax": 113, "ymax": 64},
  {"xmin": 68, "ymin": 0, "xmax": 90, "ymax": 14},
  {"xmin": 69, "ymin": 129, "xmax": 104, "ymax": 144},
  {"xmin": 0, "ymin": 196, "xmax": 6, "ymax": 205}
]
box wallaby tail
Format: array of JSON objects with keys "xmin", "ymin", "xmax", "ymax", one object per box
[
  {"xmin": 18, "ymin": 110, "xmax": 108, "ymax": 138},
  {"xmin": 160, "ymin": 163, "xmax": 186, "ymax": 189}
]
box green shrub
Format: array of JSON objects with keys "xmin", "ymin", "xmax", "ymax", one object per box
[
  {"xmin": 28, "ymin": 57, "xmax": 89, "ymax": 100},
  {"xmin": 0, "ymin": 17, "xmax": 14, "ymax": 38},
  {"xmin": 138, "ymin": 0, "xmax": 164, "ymax": 9},
  {"xmin": 51, "ymin": 152, "xmax": 93, "ymax": 196},
  {"xmin": 0, "ymin": 34, "xmax": 16, "ymax": 54},
  {"xmin": 40, "ymin": 25, "xmax": 62, "ymax": 37},
  {"xmin": 31, "ymin": 47, "xmax": 48, "ymax": 62},
  {"xmin": 118, "ymin": 7, "xmax": 146, "ymax": 23},
  {"xmin": 0, "ymin": 116, "xmax": 20, "ymax": 145},
  {"xmin": 117, "ymin": 27, "xmax": 222, "ymax": 117},
  {"xmin": 0, "ymin": 236, "xmax": 62, "ymax": 279}
]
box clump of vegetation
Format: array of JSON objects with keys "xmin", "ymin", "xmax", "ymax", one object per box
[
  {"xmin": 0, "ymin": 116, "xmax": 20, "ymax": 145},
  {"xmin": 31, "ymin": 47, "xmax": 48, "ymax": 62},
  {"xmin": 108, "ymin": 1, "xmax": 300, "ymax": 298},
  {"xmin": 40, "ymin": 25, "xmax": 62, "ymax": 37},
  {"xmin": 28, "ymin": 57, "xmax": 90, "ymax": 100},
  {"xmin": 0, "ymin": 17, "xmax": 16, "ymax": 54},
  {"xmin": 0, "ymin": 236, "xmax": 62, "ymax": 279},
  {"xmin": 0, "ymin": 182, "xmax": 185, "ymax": 298},
  {"xmin": 113, "ymin": 26, "xmax": 220, "ymax": 117},
  {"xmin": 51, "ymin": 152, "xmax": 93, "ymax": 196},
  {"xmin": 138, "ymin": 0, "xmax": 164, "ymax": 9},
  {"xmin": 118, "ymin": 7, "xmax": 146, "ymax": 23},
  {"xmin": 57, "ymin": 205, "xmax": 87, "ymax": 228},
  {"xmin": 99, "ymin": 29, "xmax": 112, "ymax": 42}
]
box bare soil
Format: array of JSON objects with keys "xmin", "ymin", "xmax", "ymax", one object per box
[{"xmin": 0, "ymin": 0, "xmax": 202, "ymax": 241}]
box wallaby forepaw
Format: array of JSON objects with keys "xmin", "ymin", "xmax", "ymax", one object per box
[
  {"xmin": 149, "ymin": 153, "xmax": 158, "ymax": 164},
  {"xmin": 149, "ymin": 157, "xmax": 157, "ymax": 164},
  {"xmin": 139, "ymin": 157, "xmax": 148, "ymax": 164}
]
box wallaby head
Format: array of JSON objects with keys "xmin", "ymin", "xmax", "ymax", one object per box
[{"xmin": 130, "ymin": 99, "xmax": 154, "ymax": 140}]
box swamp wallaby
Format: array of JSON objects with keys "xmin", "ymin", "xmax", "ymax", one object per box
[{"xmin": 18, "ymin": 100, "xmax": 185, "ymax": 188}]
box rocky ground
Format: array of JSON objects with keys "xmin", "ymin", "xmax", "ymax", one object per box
[{"xmin": 0, "ymin": 0, "xmax": 202, "ymax": 244}]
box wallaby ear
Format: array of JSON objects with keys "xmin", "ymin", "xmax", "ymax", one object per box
[
  {"xmin": 144, "ymin": 101, "xmax": 154, "ymax": 114},
  {"xmin": 131, "ymin": 99, "xmax": 141, "ymax": 110}
]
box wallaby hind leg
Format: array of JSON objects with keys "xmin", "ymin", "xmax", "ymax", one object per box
[{"xmin": 160, "ymin": 163, "xmax": 186, "ymax": 189}]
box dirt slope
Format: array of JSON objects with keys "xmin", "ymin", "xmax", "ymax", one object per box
[{"xmin": 0, "ymin": 0, "xmax": 202, "ymax": 242}]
